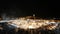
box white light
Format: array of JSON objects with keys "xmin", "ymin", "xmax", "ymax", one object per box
[{"xmin": 28, "ymin": 26, "xmax": 35, "ymax": 29}]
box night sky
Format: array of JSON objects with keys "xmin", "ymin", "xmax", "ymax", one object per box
[{"xmin": 0, "ymin": 0, "xmax": 60, "ymax": 18}]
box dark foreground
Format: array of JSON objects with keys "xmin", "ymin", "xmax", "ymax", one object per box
[{"xmin": 0, "ymin": 22, "xmax": 60, "ymax": 34}]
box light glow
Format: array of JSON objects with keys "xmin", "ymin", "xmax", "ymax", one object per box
[{"xmin": 0, "ymin": 16, "xmax": 60, "ymax": 30}]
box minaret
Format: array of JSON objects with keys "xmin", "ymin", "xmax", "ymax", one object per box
[
  {"xmin": 33, "ymin": 14, "xmax": 35, "ymax": 19},
  {"xmin": 32, "ymin": 8, "xmax": 36, "ymax": 19}
]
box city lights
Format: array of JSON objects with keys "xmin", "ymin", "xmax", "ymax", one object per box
[
  {"xmin": 3, "ymin": 16, "xmax": 59, "ymax": 30},
  {"xmin": 0, "ymin": 16, "xmax": 60, "ymax": 34}
]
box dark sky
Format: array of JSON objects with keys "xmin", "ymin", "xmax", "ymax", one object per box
[{"xmin": 0, "ymin": 0, "xmax": 59, "ymax": 18}]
